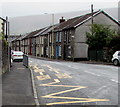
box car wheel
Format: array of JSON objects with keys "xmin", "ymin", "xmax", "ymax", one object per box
[{"xmin": 113, "ymin": 59, "xmax": 119, "ymax": 66}]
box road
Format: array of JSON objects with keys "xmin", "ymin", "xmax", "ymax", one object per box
[{"xmin": 29, "ymin": 57, "xmax": 119, "ymax": 106}]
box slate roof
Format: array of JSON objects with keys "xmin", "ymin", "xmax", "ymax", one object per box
[
  {"xmin": 54, "ymin": 10, "xmax": 120, "ymax": 31},
  {"xmin": 20, "ymin": 10, "xmax": 120, "ymax": 39},
  {"xmin": 54, "ymin": 10, "xmax": 100, "ymax": 31}
]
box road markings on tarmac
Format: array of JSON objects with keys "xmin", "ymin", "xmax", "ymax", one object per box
[
  {"xmin": 36, "ymin": 75, "xmax": 51, "ymax": 80},
  {"xmin": 42, "ymin": 64, "xmax": 72, "ymax": 79},
  {"xmin": 84, "ymin": 70, "xmax": 101, "ymax": 77},
  {"xmin": 34, "ymin": 69, "xmax": 45, "ymax": 73},
  {"xmin": 39, "ymin": 72, "xmax": 44, "ymax": 75},
  {"xmin": 111, "ymin": 79, "xmax": 118, "ymax": 83},
  {"xmin": 17, "ymin": 68, "xmax": 25, "ymax": 70},
  {"xmin": 40, "ymin": 84, "xmax": 109, "ymax": 105},
  {"xmin": 32, "ymin": 64, "xmax": 109, "ymax": 105},
  {"xmin": 40, "ymin": 79, "xmax": 60, "ymax": 86},
  {"xmin": 42, "ymin": 64, "xmax": 60, "ymax": 74},
  {"xmin": 55, "ymin": 73, "xmax": 72, "ymax": 79}
]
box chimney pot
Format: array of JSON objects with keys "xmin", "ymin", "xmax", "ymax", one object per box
[{"xmin": 59, "ymin": 16, "xmax": 65, "ymax": 23}]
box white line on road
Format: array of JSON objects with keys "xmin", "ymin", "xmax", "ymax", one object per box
[
  {"xmin": 84, "ymin": 70, "xmax": 101, "ymax": 77},
  {"xmin": 111, "ymin": 79, "xmax": 118, "ymax": 83},
  {"xmin": 39, "ymin": 72, "xmax": 44, "ymax": 75}
]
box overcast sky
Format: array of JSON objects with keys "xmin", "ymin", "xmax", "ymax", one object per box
[{"xmin": 1, "ymin": 0, "xmax": 119, "ymax": 18}]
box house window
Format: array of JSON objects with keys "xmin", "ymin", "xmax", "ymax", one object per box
[
  {"xmin": 59, "ymin": 45, "xmax": 61, "ymax": 56},
  {"xmin": 41, "ymin": 47, "xmax": 44, "ymax": 55},
  {"xmin": 56, "ymin": 32, "xmax": 62, "ymax": 42},
  {"xmin": 56, "ymin": 32, "xmax": 59, "ymax": 42},
  {"xmin": 50, "ymin": 34, "xmax": 52, "ymax": 43},
  {"xmin": 46, "ymin": 46, "xmax": 48, "ymax": 56},
  {"xmin": 56, "ymin": 45, "xmax": 61, "ymax": 57},
  {"xmin": 59, "ymin": 32, "xmax": 62, "ymax": 42},
  {"xmin": 68, "ymin": 46, "xmax": 71, "ymax": 58},
  {"xmin": 41, "ymin": 37, "xmax": 44, "ymax": 44}
]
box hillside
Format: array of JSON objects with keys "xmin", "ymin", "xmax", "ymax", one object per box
[{"xmin": 9, "ymin": 8, "xmax": 118, "ymax": 35}]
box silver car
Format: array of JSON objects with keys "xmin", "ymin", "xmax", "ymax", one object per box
[{"xmin": 112, "ymin": 51, "xmax": 120, "ymax": 66}]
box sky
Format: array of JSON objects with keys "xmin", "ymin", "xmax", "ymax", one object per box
[{"xmin": 0, "ymin": 0, "xmax": 119, "ymax": 18}]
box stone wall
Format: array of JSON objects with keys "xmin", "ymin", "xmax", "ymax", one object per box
[
  {"xmin": 0, "ymin": 40, "xmax": 2, "ymax": 75},
  {"xmin": 2, "ymin": 40, "xmax": 9, "ymax": 74}
]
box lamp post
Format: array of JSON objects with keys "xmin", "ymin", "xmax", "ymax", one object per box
[
  {"xmin": 51, "ymin": 13, "xmax": 54, "ymax": 59},
  {"xmin": 44, "ymin": 13, "xmax": 54, "ymax": 59}
]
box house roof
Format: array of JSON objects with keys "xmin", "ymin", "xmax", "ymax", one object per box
[
  {"xmin": 54, "ymin": 10, "xmax": 120, "ymax": 31},
  {"xmin": 23, "ymin": 24, "xmax": 59, "ymax": 39},
  {"xmin": 54, "ymin": 10, "xmax": 100, "ymax": 31},
  {"xmin": 19, "ymin": 9, "xmax": 120, "ymax": 40},
  {"xmin": 33, "ymin": 26, "xmax": 50, "ymax": 37},
  {"xmin": 24, "ymin": 29, "xmax": 43, "ymax": 39}
]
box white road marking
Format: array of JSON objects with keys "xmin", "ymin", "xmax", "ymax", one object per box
[
  {"xmin": 111, "ymin": 79, "xmax": 118, "ymax": 83},
  {"xmin": 39, "ymin": 72, "xmax": 44, "ymax": 75},
  {"xmin": 84, "ymin": 70, "xmax": 101, "ymax": 77}
]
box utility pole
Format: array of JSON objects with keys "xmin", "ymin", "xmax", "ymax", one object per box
[
  {"xmin": 5, "ymin": 16, "xmax": 8, "ymax": 41},
  {"xmin": 51, "ymin": 14, "xmax": 54, "ymax": 59},
  {"xmin": 91, "ymin": 4, "xmax": 94, "ymax": 36}
]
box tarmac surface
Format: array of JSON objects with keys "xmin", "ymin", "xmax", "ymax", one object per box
[{"xmin": 2, "ymin": 61, "xmax": 35, "ymax": 106}]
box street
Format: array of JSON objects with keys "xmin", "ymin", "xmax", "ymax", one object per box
[{"xmin": 29, "ymin": 57, "xmax": 119, "ymax": 105}]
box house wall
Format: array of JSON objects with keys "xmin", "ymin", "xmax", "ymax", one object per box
[
  {"xmin": 36, "ymin": 36, "xmax": 40, "ymax": 56},
  {"xmin": 93, "ymin": 12, "xmax": 119, "ymax": 31},
  {"xmin": 74, "ymin": 12, "xmax": 119, "ymax": 59},
  {"xmin": 0, "ymin": 19, "xmax": 3, "ymax": 33}
]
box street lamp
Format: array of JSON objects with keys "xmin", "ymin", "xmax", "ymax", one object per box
[
  {"xmin": 44, "ymin": 13, "xmax": 54, "ymax": 59},
  {"xmin": 51, "ymin": 13, "xmax": 54, "ymax": 59}
]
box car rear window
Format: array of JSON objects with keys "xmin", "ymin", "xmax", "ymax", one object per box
[
  {"xmin": 14, "ymin": 52, "xmax": 23, "ymax": 55},
  {"xmin": 118, "ymin": 52, "xmax": 120, "ymax": 56}
]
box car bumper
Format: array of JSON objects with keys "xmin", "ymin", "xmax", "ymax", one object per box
[{"xmin": 12, "ymin": 57, "xmax": 23, "ymax": 60}]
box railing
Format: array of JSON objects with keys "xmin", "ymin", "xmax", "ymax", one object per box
[{"xmin": 23, "ymin": 54, "xmax": 28, "ymax": 68}]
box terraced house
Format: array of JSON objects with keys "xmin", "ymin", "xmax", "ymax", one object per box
[{"xmin": 11, "ymin": 10, "xmax": 120, "ymax": 61}]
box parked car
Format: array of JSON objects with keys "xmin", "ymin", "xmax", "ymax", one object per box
[
  {"xmin": 112, "ymin": 51, "xmax": 120, "ymax": 66},
  {"xmin": 11, "ymin": 51, "xmax": 24, "ymax": 61}
]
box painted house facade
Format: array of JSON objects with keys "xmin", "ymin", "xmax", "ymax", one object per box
[
  {"xmin": 11, "ymin": 10, "xmax": 120, "ymax": 61},
  {"xmin": 53, "ymin": 10, "xmax": 119, "ymax": 60}
]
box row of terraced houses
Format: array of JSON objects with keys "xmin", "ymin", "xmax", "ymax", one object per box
[{"xmin": 11, "ymin": 10, "xmax": 120, "ymax": 61}]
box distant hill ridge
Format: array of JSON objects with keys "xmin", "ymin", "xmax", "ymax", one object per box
[{"xmin": 9, "ymin": 8, "xmax": 118, "ymax": 35}]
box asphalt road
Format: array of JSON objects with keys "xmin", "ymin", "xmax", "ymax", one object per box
[{"xmin": 29, "ymin": 57, "xmax": 119, "ymax": 106}]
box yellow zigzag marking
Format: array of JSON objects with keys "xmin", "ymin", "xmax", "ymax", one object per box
[{"xmin": 40, "ymin": 83, "xmax": 109, "ymax": 105}]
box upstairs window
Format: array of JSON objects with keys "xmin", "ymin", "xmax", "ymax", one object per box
[{"xmin": 56, "ymin": 32, "xmax": 62, "ymax": 42}]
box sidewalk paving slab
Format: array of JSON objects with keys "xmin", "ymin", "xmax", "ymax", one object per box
[{"xmin": 2, "ymin": 62, "xmax": 35, "ymax": 106}]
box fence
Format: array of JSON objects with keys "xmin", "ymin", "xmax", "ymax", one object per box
[{"xmin": 88, "ymin": 50, "xmax": 104, "ymax": 61}]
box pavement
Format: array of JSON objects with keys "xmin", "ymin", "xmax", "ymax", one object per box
[{"xmin": 2, "ymin": 61, "xmax": 35, "ymax": 106}]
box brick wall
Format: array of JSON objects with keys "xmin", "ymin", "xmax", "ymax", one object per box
[{"xmin": 0, "ymin": 40, "xmax": 2, "ymax": 75}]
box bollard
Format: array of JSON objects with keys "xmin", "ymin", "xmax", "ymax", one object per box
[{"xmin": 23, "ymin": 54, "xmax": 28, "ymax": 68}]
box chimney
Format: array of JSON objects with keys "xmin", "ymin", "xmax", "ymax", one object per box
[{"xmin": 59, "ymin": 17, "xmax": 65, "ymax": 23}]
